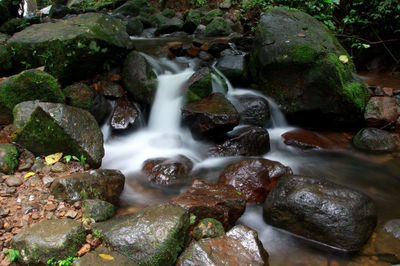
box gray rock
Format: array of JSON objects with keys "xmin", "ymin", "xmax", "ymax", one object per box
[
  {"xmin": 353, "ymin": 127, "xmax": 397, "ymax": 153},
  {"xmin": 263, "ymin": 175, "xmax": 377, "ymax": 252},
  {"xmin": 5, "ymin": 175, "xmax": 23, "ymax": 187},
  {"xmin": 216, "ymin": 54, "xmax": 248, "ymax": 86},
  {"xmin": 230, "ymin": 94, "xmax": 270, "ymax": 126},
  {"xmin": 82, "ymin": 199, "xmax": 115, "ymax": 222},
  {"xmin": 11, "ymin": 219, "xmax": 86, "ymax": 265},
  {"xmin": 183, "ymin": 9, "xmax": 201, "ymax": 33},
  {"xmin": 13, "ymin": 101, "xmax": 104, "ymax": 168},
  {"xmin": 74, "ymin": 246, "xmax": 139, "ymax": 266},
  {"xmin": 205, "ymin": 17, "xmax": 232, "ymax": 37},
  {"xmin": 50, "ymin": 169, "xmax": 125, "ymax": 204},
  {"xmin": 17, "ymin": 150, "xmax": 34, "ymax": 171},
  {"xmin": 94, "ymin": 203, "xmax": 190, "ymax": 265},
  {"xmin": 51, "ymin": 162, "xmax": 68, "ymax": 172}
]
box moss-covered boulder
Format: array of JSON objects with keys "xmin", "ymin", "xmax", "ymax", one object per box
[
  {"xmin": 75, "ymin": 246, "xmax": 139, "ymax": 266},
  {"xmin": 149, "ymin": 14, "xmax": 183, "ymax": 35},
  {"xmin": 250, "ymin": 7, "xmax": 370, "ymax": 128},
  {"xmin": 0, "ymin": 69, "xmax": 65, "ymax": 125},
  {"xmin": 202, "ymin": 9, "xmax": 223, "ymax": 25},
  {"xmin": 82, "ymin": 199, "xmax": 115, "ymax": 222},
  {"xmin": 0, "ymin": 43, "xmax": 13, "ymax": 75},
  {"xmin": 93, "ymin": 203, "xmax": 190, "ymax": 265},
  {"xmin": 49, "ymin": 3, "xmax": 71, "ymax": 19},
  {"xmin": 122, "ymin": 51, "xmax": 157, "ymax": 109},
  {"xmin": 183, "ymin": 9, "xmax": 201, "ymax": 34},
  {"xmin": 13, "ymin": 101, "xmax": 104, "ymax": 167},
  {"xmin": 67, "ymin": 0, "xmax": 123, "ymax": 11},
  {"xmin": 0, "ymin": 0, "xmax": 22, "ymax": 25},
  {"xmin": 0, "ymin": 143, "xmax": 18, "ymax": 174},
  {"xmin": 216, "ymin": 54, "xmax": 248, "ymax": 86},
  {"xmin": 183, "ymin": 67, "xmax": 213, "ymax": 103},
  {"xmin": 112, "ymin": 0, "xmax": 153, "ymax": 17},
  {"xmin": 50, "ymin": 169, "xmax": 124, "ymax": 204},
  {"xmin": 11, "ymin": 219, "xmax": 86, "ymax": 265},
  {"xmin": 0, "ymin": 18, "xmax": 31, "ymax": 35},
  {"xmin": 205, "ymin": 17, "xmax": 232, "ymax": 37},
  {"xmin": 126, "ymin": 17, "xmax": 144, "ymax": 36},
  {"xmin": 7, "ymin": 13, "xmax": 132, "ymax": 84}
]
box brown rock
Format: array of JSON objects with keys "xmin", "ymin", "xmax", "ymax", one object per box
[
  {"xmin": 382, "ymin": 87, "xmax": 394, "ymax": 97},
  {"xmin": 167, "ymin": 41, "xmax": 183, "ymax": 56},
  {"xmin": 77, "ymin": 243, "xmax": 91, "ymax": 257},
  {"xmin": 4, "ymin": 175, "xmax": 23, "ymax": 187},
  {"xmin": 171, "ymin": 179, "xmax": 246, "ymax": 229},
  {"xmin": 186, "ymin": 47, "xmax": 200, "ymax": 57},
  {"xmin": 219, "ymin": 158, "xmax": 292, "ymax": 203},
  {"xmin": 281, "ymin": 129, "xmax": 338, "ymax": 150},
  {"xmin": 65, "ymin": 209, "xmax": 78, "ymax": 219},
  {"xmin": 365, "ymin": 97, "xmax": 398, "ymax": 127}
]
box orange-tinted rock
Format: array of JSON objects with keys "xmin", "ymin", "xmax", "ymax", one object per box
[
  {"xmin": 171, "ymin": 179, "xmax": 246, "ymax": 230},
  {"xmin": 364, "ymin": 97, "xmax": 398, "ymax": 127},
  {"xmin": 219, "ymin": 158, "xmax": 292, "ymax": 203},
  {"xmin": 281, "ymin": 129, "xmax": 338, "ymax": 150},
  {"xmin": 185, "ymin": 46, "xmax": 200, "ymax": 57}
]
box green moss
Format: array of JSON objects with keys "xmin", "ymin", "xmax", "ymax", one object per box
[
  {"xmin": 184, "ymin": 73, "xmax": 212, "ymax": 104},
  {"xmin": 0, "ymin": 144, "xmax": 18, "ymax": 174},
  {"xmin": 192, "ymin": 218, "xmax": 225, "ymax": 241}
]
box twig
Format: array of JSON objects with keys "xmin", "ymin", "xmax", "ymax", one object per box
[{"xmin": 334, "ymin": 34, "xmax": 400, "ymax": 45}]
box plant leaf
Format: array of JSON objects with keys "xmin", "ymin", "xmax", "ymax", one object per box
[
  {"xmin": 24, "ymin": 172, "xmax": 35, "ymax": 178},
  {"xmin": 98, "ymin": 254, "xmax": 114, "ymax": 260},
  {"xmin": 339, "ymin": 55, "xmax": 349, "ymax": 64},
  {"xmin": 45, "ymin": 153, "xmax": 63, "ymax": 165}
]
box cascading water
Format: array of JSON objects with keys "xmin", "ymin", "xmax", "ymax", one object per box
[{"xmin": 103, "ymin": 54, "xmax": 400, "ymax": 265}]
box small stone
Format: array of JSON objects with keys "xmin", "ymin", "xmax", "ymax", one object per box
[
  {"xmin": 51, "ymin": 162, "xmax": 68, "ymax": 172},
  {"xmin": 77, "ymin": 243, "xmax": 91, "ymax": 257},
  {"xmin": 45, "ymin": 202, "xmax": 57, "ymax": 211},
  {"xmin": 382, "ymin": 87, "xmax": 394, "ymax": 97},
  {"xmin": 42, "ymin": 176, "xmax": 54, "ymax": 187},
  {"xmin": 17, "ymin": 150, "xmax": 35, "ymax": 171},
  {"xmin": 5, "ymin": 175, "xmax": 23, "ymax": 187},
  {"xmin": 65, "ymin": 209, "xmax": 78, "ymax": 219}
]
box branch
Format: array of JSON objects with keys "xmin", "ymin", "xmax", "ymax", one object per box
[{"xmin": 334, "ymin": 34, "xmax": 400, "ymax": 45}]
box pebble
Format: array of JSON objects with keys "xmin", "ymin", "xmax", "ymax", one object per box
[
  {"xmin": 51, "ymin": 162, "xmax": 68, "ymax": 173},
  {"xmin": 4, "ymin": 176, "xmax": 23, "ymax": 187},
  {"xmin": 65, "ymin": 209, "xmax": 78, "ymax": 218}
]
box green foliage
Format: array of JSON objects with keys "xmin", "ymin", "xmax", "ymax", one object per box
[
  {"xmin": 63, "ymin": 154, "xmax": 86, "ymax": 164},
  {"xmin": 5, "ymin": 249, "xmax": 20, "ymax": 263},
  {"xmin": 92, "ymin": 228, "xmax": 104, "ymax": 239},
  {"xmin": 189, "ymin": 0, "xmax": 206, "ymax": 7},
  {"xmin": 47, "ymin": 256, "xmax": 79, "ymax": 266}
]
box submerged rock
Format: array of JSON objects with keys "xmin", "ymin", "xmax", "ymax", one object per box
[
  {"xmin": 0, "ymin": 69, "xmax": 65, "ymax": 125},
  {"xmin": 94, "ymin": 203, "xmax": 190, "ymax": 265},
  {"xmin": 11, "ymin": 219, "xmax": 86, "ymax": 265},
  {"xmin": 250, "ymin": 7, "xmax": 370, "ymax": 128},
  {"xmin": 142, "ymin": 155, "xmax": 193, "ymax": 186},
  {"xmin": 181, "ymin": 93, "xmax": 240, "ymax": 141},
  {"xmin": 177, "ymin": 224, "xmax": 269, "ymax": 266},
  {"xmin": 171, "ymin": 179, "xmax": 246, "ymax": 230},
  {"xmin": 364, "ymin": 97, "xmax": 398, "ymax": 128},
  {"xmin": 263, "ymin": 175, "xmax": 377, "ymax": 252},
  {"xmin": 208, "ymin": 126, "xmax": 270, "ymax": 157},
  {"xmin": 219, "ymin": 158, "xmax": 292, "ymax": 203},
  {"xmin": 7, "ymin": 13, "xmax": 131, "ymax": 84},
  {"xmin": 353, "ymin": 128, "xmax": 397, "ymax": 153},
  {"xmin": 75, "ymin": 246, "xmax": 139, "ymax": 266},
  {"xmin": 50, "ymin": 169, "xmax": 125, "ymax": 204},
  {"xmin": 13, "ymin": 101, "xmax": 104, "ymax": 168},
  {"xmin": 230, "ymin": 94, "xmax": 270, "ymax": 126},
  {"xmin": 0, "ymin": 143, "xmax": 18, "ymax": 174}
]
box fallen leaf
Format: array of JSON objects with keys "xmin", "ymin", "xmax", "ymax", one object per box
[
  {"xmin": 98, "ymin": 254, "xmax": 114, "ymax": 260},
  {"xmin": 297, "ymin": 32, "xmax": 306, "ymax": 38},
  {"xmin": 24, "ymin": 172, "xmax": 35, "ymax": 178},
  {"xmin": 263, "ymin": 40, "xmax": 275, "ymax": 45},
  {"xmin": 45, "ymin": 152, "xmax": 63, "ymax": 165},
  {"xmin": 339, "ymin": 55, "xmax": 349, "ymax": 64}
]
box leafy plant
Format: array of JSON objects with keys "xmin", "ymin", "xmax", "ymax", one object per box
[
  {"xmin": 92, "ymin": 229, "xmax": 104, "ymax": 239},
  {"xmin": 63, "ymin": 154, "xmax": 86, "ymax": 165},
  {"xmin": 47, "ymin": 256, "xmax": 79, "ymax": 266},
  {"xmin": 189, "ymin": 0, "xmax": 206, "ymax": 7},
  {"xmin": 5, "ymin": 249, "xmax": 20, "ymax": 263}
]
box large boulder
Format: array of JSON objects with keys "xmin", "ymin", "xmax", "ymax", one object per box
[
  {"xmin": 7, "ymin": 13, "xmax": 132, "ymax": 84},
  {"xmin": 11, "ymin": 219, "xmax": 86, "ymax": 265},
  {"xmin": 353, "ymin": 127, "xmax": 397, "ymax": 153},
  {"xmin": 150, "ymin": 14, "xmax": 183, "ymax": 35},
  {"xmin": 250, "ymin": 7, "xmax": 370, "ymax": 128},
  {"xmin": 183, "ymin": 67, "xmax": 213, "ymax": 104},
  {"xmin": 218, "ymin": 158, "xmax": 292, "ymax": 203},
  {"xmin": 171, "ymin": 179, "xmax": 246, "ymax": 230},
  {"xmin": 364, "ymin": 97, "xmax": 398, "ymax": 127},
  {"xmin": 0, "ymin": 69, "xmax": 65, "ymax": 125},
  {"xmin": 93, "ymin": 203, "xmax": 190, "ymax": 265},
  {"xmin": 50, "ymin": 169, "xmax": 125, "ymax": 204},
  {"xmin": 13, "ymin": 101, "xmax": 104, "ymax": 168},
  {"xmin": 183, "ymin": 9, "xmax": 201, "ymax": 33},
  {"xmin": 263, "ymin": 175, "xmax": 377, "ymax": 252},
  {"xmin": 205, "ymin": 17, "xmax": 232, "ymax": 37},
  {"xmin": 122, "ymin": 51, "xmax": 157, "ymax": 109},
  {"xmin": 0, "ymin": 143, "xmax": 18, "ymax": 174},
  {"xmin": 181, "ymin": 93, "xmax": 240, "ymax": 141},
  {"xmin": 112, "ymin": 0, "xmax": 153, "ymax": 17},
  {"xmin": 177, "ymin": 224, "xmax": 269, "ymax": 266},
  {"xmin": 216, "ymin": 54, "xmax": 248, "ymax": 86}
]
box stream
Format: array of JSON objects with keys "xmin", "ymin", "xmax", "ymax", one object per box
[{"xmin": 101, "ymin": 53, "xmax": 400, "ymax": 265}]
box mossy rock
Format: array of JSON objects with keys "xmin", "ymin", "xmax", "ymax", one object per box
[
  {"xmin": 162, "ymin": 8, "xmax": 175, "ymax": 18},
  {"xmin": 112, "ymin": 0, "xmax": 153, "ymax": 17},
  {"xmin": 75, "ymin": 246, "xmax": 139, "ymax": 265},
  {"xmin": 13, "ymin": 101, "xmax": 104, "ymax": 168},
  {"xmin": 183, "ymin": 9, "xmax": 201, "ymax": 34},
  {"xmin": 7, "ymin": 13, "xmax": 132, "ymax": 84},
  {"xmin": 0, "ymin": 69, "xmax": 65, "ymax": 125},
  {"xmin": 126, "ymin": 17, "xmax": 144, "ymax": 36},
  {"xmin": 249, "ymin": 7, "xmax": 369, "ymax": 128},
  {"xmin": 0, "ymin": 143, "xmax": 18, "ymax": 174},
  {"xmin": 0, "ymin": 18, "xmax": 31, "ymax": 35},
  {"xmin": 205, "ymin": 17, "xmax": 232, "ymax": 37},
  {"xmin": 82, "ymin": 199, "xmax": 115, "ymax": 222},
  {"xmin": 11, "ymin": 219, "xmax": 86, "ymax": 265},
  {"xmin": 0, "ymin": 44, "xmax": 13, "ymax": 75},
  {"xmin": 0, "ymin": 0, "xmax": 22, "ymax": 25},
  {"xmin": 202, "ymin": 9, "xmax": 223, "ymax": 25},
  {"xmin": 67, "ymin": 0, "xmax": 123, "ymax": 11},
  {"xmin": 192, "ymin": 218, "xmax": 225, "ymax": 241},
  {"xmin": 353, "ymin": 127, "xmax": 397, "ymax": 153}
]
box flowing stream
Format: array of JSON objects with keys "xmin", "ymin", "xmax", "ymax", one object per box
[{"xmin": 102, "ymin": 55, "xmax": 400, "ymax": 265}]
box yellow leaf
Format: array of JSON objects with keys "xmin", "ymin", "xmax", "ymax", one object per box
[
  {"xmin": 339, "ymin": 55, "xmax": 348, "ymax": 64},
  {"xmin": 24, "ymin": 172, "xmax": 35, "ymax": 178},
  {"xmin": 98, "ymin": 254, "xmax": 114, "ymax": 260},
  {"xmin": 45, "ymin": 152, "xmax": 63, "ymax": 165}
]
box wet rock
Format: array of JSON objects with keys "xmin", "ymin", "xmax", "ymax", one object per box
[
  {"xmin": 142, "ymin": 155, "xmax": 193, "ymax": 186},
  {"xmin": 263, "ymin": 175, "xmax": 377, "ymax": 252},
  {"xmin": 177, "ymin": 224, "xmax": 268, "ymax": 266},
  {"xmin": 11, "ymin": 219, "xmax": 86, "ymax": 265},
  {"xmin": 192, "ymin": 218, "xmax": 225, "ymax": 241},
  {"xmin": 112, "ymin": 0, "xmax": 153, "ymax": 17},
  {"xmin": 198, "ymin": 51, "xmax": 213, "ymax": 62},
  {"xmin": 353, "ymin": 128, "xmax": 397, "ymax": 153},
  {"xmin": 64, "ymin": 82, "xmax": 111, "ymax": 124},
  {"xmin": 13, "ymin": 101, "xmax": 104, "ymax": 168},
  {"xmin": 230, "ymin": 35, "xmax": 254, "ymax": 52},
  {"xmin": 250, "ymin": 7, "xmax": 370, "ymax": 128},
  {"xmin": 219, "ymin": 158, "xmax": 292, "ymax": 203},
  {"xmin": 50, "ymin": 169, "xmax": 125, "ymax": 204},
  {"xmin": 7, "ymin": 13, "xmax": 131, "ymax": 84},
  {"xmin": 74, "ymin": 246, "xmax": 139, "ymax": 266},
  {"xmin": 17, "ymin": 150, "xmax": 34, "ymax": 171},
  {"xmin": 181, "ymin": 93, "xmax": 240, "ymax": 141},
  {"xmin": 202, "ymin": 9, "xmax": 223, "ymax": 25},
  {"xmin": 151, "ymin": 14, "xmax": 184, "ymax": 35},
  {"xmin": 216, "ymin": 54, "xmax": 248, "ymax": 86},
  {"xmin": 82, "ymin": 199, "xmax": 115, "ymax": 222},
  {"xmin": 205, "ymin": 17, "xmax": 233, "ymax": 37},
  {"xmin": 0, "ymin": 43, "xmax": 12, "ymax": 74},
  {"xmin": 94, "ymin": 203, "xmax": 189, "ymax": 265},
  {"xmin": 364, "ymin": 97, "xmax": 398, "ymax": 128},
  {"xmin": 183, "ymin": 67, "xmax": 213, "ymax": 103},
  {"xmin": 183, "ymin": 9, "xmax": 201, "ymax": 34},
  {"xmin": 205, "ymin": 38, "xmax": 230, "ymax": 55},
  {"xmin": 0, "ymin": 69, "xmax": 65, "ymax": 125},
  {"xmin": 171, "ymin": 179, "xmax": 246, "ymax": 230},
  {"xmin": 98, "ymin": 81, "xmax": 125, "ymax": 98},
  {"xmin": 49, "ymin": 3, "xmax": 70, "ymax": 19},
  {"xmin": 127, "ymin": 17, "xmax": 144, "ymax": 36},
  {"xmin": 230, "ymin": 94, "xmax": 270, "ymax": 126},
  {"xmin": 0, "ymin": 143, "xmax": 18, "ymax": 174},
  {"xmin": 208, "ymin": 126, "xmax": 270, "ymax": 157},
  {"xmin": 122, "ymin": 51, "xmax": 157, "ymax": 109},
  {"xmin": 110, "ymin": 97, "xmax": 141, "ymax": 132},
  {"xmin": 0, "ymin": 18, "xmax": 31, "ymax": 35},
  {"xmin": 282, "ymin": 129, "xmax": 338, "ymax": 150}
]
